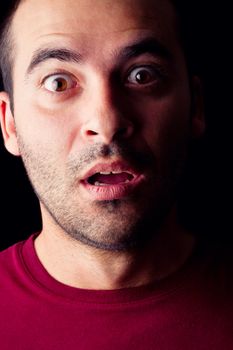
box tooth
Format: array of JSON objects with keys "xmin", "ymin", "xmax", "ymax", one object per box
[
  {"xmin": 94, "ymin": 181, "xmax": 108, "ymax": 186},
  {"xmin": 99, "ymin": 172, "xmax": 111, "ymax": 175}
]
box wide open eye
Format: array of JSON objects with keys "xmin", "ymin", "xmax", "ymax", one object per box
[
  {"xmin": 127, "ymin": 66, "xmax": 161, "ymax": 86},
  {"xmin": 43, "ymin": 74, "xmax": 77, "ymax": 92}
]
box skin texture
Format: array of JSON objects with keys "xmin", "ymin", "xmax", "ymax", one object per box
[{"xmin": 0, "ymin": 0, "xmax": 205, "ymax": 289}]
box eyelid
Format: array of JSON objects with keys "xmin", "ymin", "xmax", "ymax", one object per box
[
  {"xmin": 41, "ymin": 71, "xmax": 78, "ymax": 88},
  {"xmin": 124, "ymin": 63, "xmax": 167, "ymax": 85},
  {"xmin": 127, "ymin": 64, "xmax": 165, "ymax": 78}
]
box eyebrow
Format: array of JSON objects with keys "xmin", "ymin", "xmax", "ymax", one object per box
[
  {"xmin": 26, "ymin": 48, "xmax": 83, "ymax": 75},
  {"xmin": 26, "ymin": 37, "xmax": 172, "ymax": 76},
  {"xmin": 118, "ymin": 37, "xmax": 172, "ymax": 62}
]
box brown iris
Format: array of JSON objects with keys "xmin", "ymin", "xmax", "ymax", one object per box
[
  {"xmin": 52, "ymin": 77, "xmax": 68, "ymax": 92},
  {"xmin": 135, "ymin": 69, "xmax": 153, "ymax": 84}
]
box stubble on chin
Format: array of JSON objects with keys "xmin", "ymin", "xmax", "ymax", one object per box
[{"xmin": 16, "ymin": 135, "xmax": 186, "ymax": 252}]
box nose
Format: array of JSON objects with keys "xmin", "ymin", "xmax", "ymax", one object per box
[{"xmin": 80, "ymin": 81, "xmax": 134, "ymax": 144}]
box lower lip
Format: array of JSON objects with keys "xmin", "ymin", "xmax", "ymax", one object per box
[{"xmin": 80, "ymin": 175, "xmax": 145, "ymax": 201}]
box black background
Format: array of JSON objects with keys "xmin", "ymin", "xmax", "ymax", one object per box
[{"xmin": 0, "ymin": 2, "xmax": 232, "ymax": 250}]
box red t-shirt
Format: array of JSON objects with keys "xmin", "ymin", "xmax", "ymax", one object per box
[{"xmin": 0, "ymin": 234, "xmax": 232, "ymax": 349}]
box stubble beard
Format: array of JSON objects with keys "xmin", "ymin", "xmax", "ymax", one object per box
[{"xmin": 17, "ymin": 137, "xmax": 187, "ymax": 252}]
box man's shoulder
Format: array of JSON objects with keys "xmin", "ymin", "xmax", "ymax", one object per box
[
  {"xmin": 0, "ymin": 240, "xmax": 22, "ymax": 274},
  {"xmin": 0, "ymin": 235, "xmax": 33, "ymax": 281},
  {"xmin": 0, "ymin": 238, "xmax": 24, "ymax": 258}
]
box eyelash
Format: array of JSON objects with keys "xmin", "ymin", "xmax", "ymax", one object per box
[
  {"xmin": 38, "ymin": 71, "xmax": 78, "ymax": 100},
  {"xmin": 126, "ymin": 64, "xmax": 166, "ymax": 87}
]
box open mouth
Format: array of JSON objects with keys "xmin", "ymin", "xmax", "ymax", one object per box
[
  {"xmin": 87, "ymin": 171, "xmax": 134, "ymax": 186},
  {"xmin": 80, "ymin": 161, "xmax": 145, "ymax": 200}
]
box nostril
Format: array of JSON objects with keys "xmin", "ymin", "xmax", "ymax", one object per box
[
  {"xmin": 86, "ymin": 130, "xmax": 98, "ymax": 136},
  {"xmin": 114, "ymin": 125, "xmax": 133, "ymax": 140},
  {"xmin": 117, "ymin": 127, "xmax": 127, "ymax": 137}
]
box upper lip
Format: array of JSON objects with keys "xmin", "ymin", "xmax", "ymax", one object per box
[{"xmin": 80, "ymin": 160, "xmax": 140, "ymax": 182}]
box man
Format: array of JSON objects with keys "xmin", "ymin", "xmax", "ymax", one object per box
[{"xmin": 0, "ymin": 0, "xmax": 232, "ymax": 348}]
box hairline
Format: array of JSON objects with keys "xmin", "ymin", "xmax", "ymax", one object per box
[
  {"xmin": 0, "ymin": 0, "xmax": 194, "ymax": 104},
  {"xmin": 0, "ymin": 0, "xmax": 21, "ymax": 104}
]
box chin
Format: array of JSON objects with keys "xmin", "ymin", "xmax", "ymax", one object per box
[{"xmin": 64, "ymin": 201, "xmax": 161, "ymax": 252}]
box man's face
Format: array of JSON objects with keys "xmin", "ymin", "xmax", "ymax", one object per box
[{"xmin": 5, "ymin": 0, "xmax": 201, "ymax": 250}]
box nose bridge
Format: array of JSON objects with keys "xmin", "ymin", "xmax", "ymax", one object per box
[
  {"xmin": 93, "ymin": 75, "xmax": 118, "ymax": 121},
  {"xmin": 81, "ymin": 74, "xmax": 134, "ymax": 143}
]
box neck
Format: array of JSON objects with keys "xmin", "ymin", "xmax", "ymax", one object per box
[{"xmin": 35, "ymin": 206, "xmax": 196, "ymax": 290}]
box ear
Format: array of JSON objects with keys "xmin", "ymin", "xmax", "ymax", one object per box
[
  {"xmin": 190, "ymin": 76, "xmax": 206, "ymax": 139},
  {"xmin": 0, "ymin": 92, "xmax": 20, "ymax": 156}
]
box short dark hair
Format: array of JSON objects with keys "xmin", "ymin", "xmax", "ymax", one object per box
[
  {"xmin": 0, "ymin": 0, "xmax": 203, "ymax": 98},
  {"xmin": 0, "ymin": 1, "xmax": 21, "ymax": 98}
]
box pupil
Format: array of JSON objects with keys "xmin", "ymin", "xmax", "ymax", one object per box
[
  {"xmin": 136, "ymin": 70, "xmax": 150, "ymax": 84},
  {"xmin": 54, "ymin": 78, "xmax": 67, "ymax": 91}
]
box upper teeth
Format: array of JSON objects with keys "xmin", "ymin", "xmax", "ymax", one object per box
[{"xmin": 99, "ymin": 171, "xmax": 121, "ymax": 175}]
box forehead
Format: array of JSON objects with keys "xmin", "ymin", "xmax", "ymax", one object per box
[
  {"xmin": 13, "ymin": 0, "xmax": 176, "ymax": 27},
  {"xmin": 11, "ymin": 0, "xmax": 180, "ymax": 71},
  {"xmin": 12, "ymin": 0, "xmax": 177, "ymax": 42}
]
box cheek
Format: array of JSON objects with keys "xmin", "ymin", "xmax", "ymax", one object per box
[
  {"xmin": 138, "ymin": 95, "xmax": 191, "ymax": 149},
  {"xmin": 14, "ymin": 98, "xmax": 84, "ymax": 156}
]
